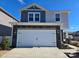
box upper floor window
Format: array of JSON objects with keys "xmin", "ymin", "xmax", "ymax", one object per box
[
  {"xmin": 29, "ymin": 13, "xmax": 33, "ymax": 21},
  {"xmin": 28, "ymin": 12, "xmax": 40, "ymax": 22},
  {"xmin": 55, "ymin": 14, "xmax": 60, "ymax": 21}
]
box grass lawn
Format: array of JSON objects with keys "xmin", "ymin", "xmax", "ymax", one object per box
[{"xmin": 0, "ymin": 50, "xmax": 9, "ymax": 57}]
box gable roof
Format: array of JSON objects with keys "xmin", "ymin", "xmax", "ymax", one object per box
[
  {"xmin": 21, "ymin": 3, "xmax": 47, "ymax": 11},
  {"xmin": 0, "ymin": 7, "xmax": 18, "ymax": 22},
  {"xmin": 21, "ymin": 3, "xmax": 69, "ymax": 13}
]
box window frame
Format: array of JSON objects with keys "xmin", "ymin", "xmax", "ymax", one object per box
[
  {"xmin": 28, "ymin": 13, "xmax": 33, "ymax": 22},
  {"xmin": 28, "ymin": 12, "xmax": 40, "ymax": 22},
  {"xmin": 55, "ymin": 13, "xmax": 61, "ymax": 22}
]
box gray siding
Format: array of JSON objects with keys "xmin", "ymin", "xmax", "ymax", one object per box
[
  {"xmin": 0, "ymin": 24, "xmax": 12, "ymax": 36},
  {"xmin": 21, "ymin": 11, "xmax": 28, "ymax": 22},
  {"xmin": 21, "ymin": 10, "xmax": 46, "ymax": 22},
  {"xmin": 40, "ymin": 11, "xmax": 46, "ymax": 22}
]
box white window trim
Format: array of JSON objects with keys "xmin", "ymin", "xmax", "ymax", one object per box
[
  {"xmin": 28, "ymin": 12, "xmax": 33, "ymax": 22},
  {"xmin": 28, "ymin": 12, "xmax": 40, "ymax": 22}
]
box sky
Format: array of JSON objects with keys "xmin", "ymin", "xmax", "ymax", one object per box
[{"xmin": 0, "ymin": 0, "xmax": 79, "ymax": 32}]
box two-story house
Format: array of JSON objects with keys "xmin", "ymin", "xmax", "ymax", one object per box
[{"xmin": 11, "ymin": 3, "xmax": 69, "ymax": 48}]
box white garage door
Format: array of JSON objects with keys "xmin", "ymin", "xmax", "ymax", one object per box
[{"xmin": 17, "ymin": 29, "xmax": 56, "ymax": 47}]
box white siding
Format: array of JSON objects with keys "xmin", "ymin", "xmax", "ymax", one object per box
[
  {"xmin": 61, "ymin": 12, "xmax": 69, "ymax": 29},
  {"xmin": 0, "ymin": 11, "xmax": 17, "ymax": 27},
  {"xmin": 46, "ymin": 11, "xmax": 55, "ymax": 22},
  {"xmin": 46, "ymin": 11, "xmax": 69, "ymax": 29}
]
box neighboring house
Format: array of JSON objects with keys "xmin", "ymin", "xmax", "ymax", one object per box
[
  {"xmin": 71, "ymin": 31, "xmax": 79, "ymax": 41},
  {"xmin": 63, "ymin": 31, "xmax": 79, "ymax": 43},
  {"xmin": 64, "ymin": 31, "xmax": 79, "ymax": 41},
  {"xmin": 11, "ymin": 3, "xmax": 69, "ymax": 48},
  {"xmin": 63, "ymin": 32, "xmax": 73, "ymax": 43},
  {"xmin": 0, "ymin": 7, "xmax": 18, "ymax": 44},
  {"xmin": 68, "ymin": 32, "xmax": 73, "ymax": 39},
  {"xmin": 63, "ymin": 32, "xmax": 73, "ymax": 39}
]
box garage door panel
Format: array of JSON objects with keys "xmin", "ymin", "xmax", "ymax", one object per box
[
  {"xmin": 36, "ymin": 31, "xmax": 56, "ymax": 46},
  {"xmin": 17, "ymin": 30, "xmax": 34, "ymax": 47},
  {"xmin": 17, "ymin": 29, "xmax": 56, "ymax": 47}
]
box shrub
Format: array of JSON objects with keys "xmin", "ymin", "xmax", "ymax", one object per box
[
  {"xmin": 1, "ymin": 36, "xmax": 10, "ymax": 50},
  {"xmin": 65, "ymin": 38, "xmax": 71, "ymax": 44},
  {"xmin": 61, "ymin": 43, "xmax": 72, "ymax": 49}
]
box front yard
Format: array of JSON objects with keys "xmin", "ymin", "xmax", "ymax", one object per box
[
  {"xmin": 61, "ymin": 42, "xmax": 79, "ymax": 58},
  {"xmin": 0, "ymin": 50, "xmax": 9, "ymax": 57},
  {"xmin": 70, "ymin": 40, "xmax": 79, "ymax": 47}
]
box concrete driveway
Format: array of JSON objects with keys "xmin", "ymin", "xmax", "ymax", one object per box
[{"xmin": 2, "ymin": 47, "xmax": 68, "ymax": 58}]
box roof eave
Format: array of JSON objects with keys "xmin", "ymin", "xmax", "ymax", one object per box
[{"xmin": 0, "ymin": 7, "xmax": 19, "ymax": 22}]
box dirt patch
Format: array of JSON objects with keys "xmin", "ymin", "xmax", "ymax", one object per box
[
  {"xmin": 0, "ymin": 50, "xmax": 9, "ymax": 57},
  {"xmin": 70, "ymin": 41, "xmax": 79, "ymax": 47}
]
